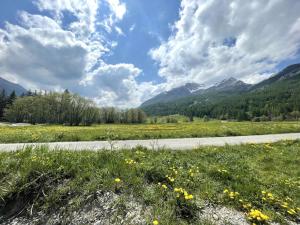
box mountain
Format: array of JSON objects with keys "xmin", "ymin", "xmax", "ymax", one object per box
[
  {"xmin": 141, "ymin": 82, "xmax": 205, "ymax": 106},
  {"xmin": 251, "ymin": 63, "xmax": 300, "ymax": 90},
  {"xmin": 207, "ymin": 77, "xmax": 252, "ymax": 93},
  {"xmin": 0, "ymin": 77, "xmax": 27, "ymax": 96},
  {"xmin": 141, "ymin": 77, "xmax": 251, "ymax": 107},
  {"xmin": 140, "ymin": 63, "xmax": 300, "ymax": 120}
]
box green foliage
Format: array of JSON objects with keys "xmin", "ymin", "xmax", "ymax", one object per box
[
  {"xmin": 0, "ymin": 90, "xmax": 17, "ymax": 119},
  {"xmin": 3, "ymin": 92, "xmax": 147, "ymax": 125}
]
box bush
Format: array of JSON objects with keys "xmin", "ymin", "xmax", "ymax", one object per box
[
  {"xmin": 203, "ymin": 115, "xmax": 210, "ymax": 122},
  {"xmin": 166, "ymin": 117, "xmax": 178, "ymax": 123}
]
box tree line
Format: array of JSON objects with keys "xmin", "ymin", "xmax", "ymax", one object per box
[
  {"xmin": 1, "ymin": 90, "xmax": 147, "ymax": 125},
  {"xmin": 0, "ymin": 90, "xmax": 17, "ymax": 119}
]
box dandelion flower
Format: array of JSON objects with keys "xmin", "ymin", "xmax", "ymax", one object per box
[
  {"xmin": 185, "ymin": 194, "xmax": 194, "ymax": 200},
  {"xmin": 287, "ymin": 209, "xmax": 296, "ymax": 215},
  {"xmin": 153, "ymin": 220, "xmax": 159, "ymax": 225},
  {"xmin": 114, "ymin": 178, "xmax": 121, "ymax": 183},
  {"xmin": 161, "ymin": 184, "xmax": 168, "ymax": 189},
  {"xmin": 223, "ymin": 189, "xmax": 229, "ymax": 193}
]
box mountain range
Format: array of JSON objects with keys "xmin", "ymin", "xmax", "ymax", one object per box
[
  {"xmin": 0, "ymin": 77, "xmax": 27, "ymax": 96},
  {"xmin": 140, "ymin": 63, "xmax": 300, "ymax": 119},
  {"xmin": 141, "ymin": 77, "xmax": 252, "ymax": 107}
]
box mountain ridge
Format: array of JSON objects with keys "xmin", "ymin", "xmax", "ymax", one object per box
[
  {"xmin": 141, "ymin": 82, "xmax": 205, "ymax": 106},
  {"xmin": 251, "ymin": 63, "xmax": 300, "ymax": 90},
  {"xmin": 140, "ymin": 63, "xmax": 300, "ymax": 118},
  {"xmin": 0, "ymin": 77, "xmax": 27, "ymax": 96},
  {"xmin": 141, "ymin": 77, "xmax": 251, "ymax": 107}
]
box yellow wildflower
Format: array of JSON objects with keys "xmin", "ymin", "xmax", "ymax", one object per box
[
  {"xmin": 153, "ymin": 220, "xmax": 159, "ymax": 225},
  {"xmin": 161, "ymin": 184, "xmax": 168, "ymax": 189},
  {"xmin": 184, "ymin": 194, "xmax": 193, "ymax": 200},
  {"xmin": 114, "ymin": 178, "xmax": 121, "ymax": 183},
  {"xmin": 223, "ymin": 189, "xmax": 229, "ymax": 193},
  {"xmin": 267, "ymin": 193, "xmax": 273, "ymax": 197},
  {"xmin": 287, "ymin": 209, "xmax": 296, "ymax": 215},
  {"xmin": 174, "ymin": 188, "xmax": 181, "ymax": 192},
  {"xmin": 248, "ymin": 209, "xmax": 269, "ymax": 221}
]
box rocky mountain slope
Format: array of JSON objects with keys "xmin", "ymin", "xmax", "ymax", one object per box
[{"xmin": 0, "ymin": 77, "xmax": 27, "ymax": 95}]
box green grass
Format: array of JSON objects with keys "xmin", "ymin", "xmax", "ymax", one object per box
[
  {"xmin": 1, "ymin": 120, "xmax": 300, "ymax": 143},
  {"xmin": 0, "ymin": 141, "xmax": 299, "ymax": 224}
]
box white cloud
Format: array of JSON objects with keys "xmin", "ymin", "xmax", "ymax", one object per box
[
  {"xmin": 18, "ymin": 11, "xmax": 61, "ymax": 30},
  {"xmin": 105, "ymin": 0, "xmax": 126, "ymax": 20},
  {"xmin": 129, "ymin": 24, "xmax": 136, "ymax": 32},
  {"xmin": 150, "ymin": 0, "xmax": 300, "ymax": 87},
  {"xmin": 0, "ymin": 15, "xmax": 88, "ymax": 90},
  {"xmin": 99, "ymin": 0, "xmax": 127, "ymax": 34},
  {"xmin": 34, "ymin": 0, "xmax": 99, "ymax": 35},
  {"xmin": 0, "ymin": 0, "xmax": 156, "ymax": 108},
  {"xmin": 115, "ymin": 26, "xmax": 124, "ymax": 36},
  {"xmin": 81, "ymin": 63, "xmax": 162, "ymax": 107}
]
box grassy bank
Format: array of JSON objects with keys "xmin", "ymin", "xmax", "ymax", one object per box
[
  {"xmin": 1, "ymin": 121, "xmax": 300, "ymax": 143},
  {"xmin": 0, "ymin": 141, "xmax": 299, "ymax": 224}
]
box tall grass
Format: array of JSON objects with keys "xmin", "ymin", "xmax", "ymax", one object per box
[{"xmin": 1, "ymin": 120, "xmax": 300, "ymax": 143}]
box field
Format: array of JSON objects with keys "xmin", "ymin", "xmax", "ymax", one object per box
[
  {"xmin": 0, "ymin": 141, "xmax": 299, "ymax": 224},
  {"xmin": 1, "ymin": 120, "xmax": 300, "ymax": 143}
]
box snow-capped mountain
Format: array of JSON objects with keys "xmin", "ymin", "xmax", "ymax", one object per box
[{"xmin": 141, "ymin": 78, "xmax": 251, "ymax": 107}]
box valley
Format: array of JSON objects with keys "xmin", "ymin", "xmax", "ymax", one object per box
[{"xmin": 0, "ymin": 1, "xmax": 300, "ymax": 223}]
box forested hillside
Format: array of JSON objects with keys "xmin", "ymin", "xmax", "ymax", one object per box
[{"xmin": 141, "ymin": 64, "xmax": 300, "ymax": 121}]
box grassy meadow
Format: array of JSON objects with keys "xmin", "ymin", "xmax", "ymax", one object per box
[
  {"xmin": 0, "ymin": 141, "xmax": 299, "ymax": 224},
  {"xmin": 1, "ymin": 120, "xmax": 300, "ymax": 143}
]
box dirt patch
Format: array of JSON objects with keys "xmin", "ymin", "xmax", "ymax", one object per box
[
  {"xmin": 198, "ymin": 203, "xmax": 299, "ymax": 225},
  {"xmin": 1, "ymin": 191, "xmax": 150, "ymax": 225}
]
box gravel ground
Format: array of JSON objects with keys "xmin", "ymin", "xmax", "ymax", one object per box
[
  {"xmin": 199, "ymin": 203, "xmax": 299, "ymax": 225},
  {"xmin": 1, "ymin": 191, "xmax": 150, "ymax": 225},
  {"xmin": 199, "ymin": 204, "xmax": 250, "ymax": 225}
]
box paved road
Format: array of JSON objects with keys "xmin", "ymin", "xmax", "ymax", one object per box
[{"xmin": 1, "ymin": 133, "xmax": 300, "ymax": 152}]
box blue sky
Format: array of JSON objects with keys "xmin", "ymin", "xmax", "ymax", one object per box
[
  {"xmin": 0, "ymin": 0, "xmax": 300, "ymax": 107},
  {"xmin": 103, "ymin": 0, "xmax": 181, "ymax": 83}
]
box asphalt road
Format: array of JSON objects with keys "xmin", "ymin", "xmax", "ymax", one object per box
[{"xmin": 0, "ymin": 133, "xmax": 300, "ymax": 152}]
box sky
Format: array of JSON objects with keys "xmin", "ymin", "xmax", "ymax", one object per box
[{"xmin": 0, "ymin": 0, "xmax": 300, "ymax": 108}]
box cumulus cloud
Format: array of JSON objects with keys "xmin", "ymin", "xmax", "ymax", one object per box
[
  {"xmin": 105, "ymin": 0, "xmax": 126, "ymax": 20},
  {"xmin": 34, "ymin": 0, "xmax": 99, "ymax": 35},
  {"xmin": 81, "ymin": 64, "xmax": 162, "ymax": 107},
  {"xmin": 0, "ymin": 13, "xmax": 88, "ymax": 90},
  {"xmin": 0, "ymin": 0, "xmax": 158, "ymax": 107},
  {"xmin": 99, "ymin": 0, "xmax": 127, "ymax": 33},
  {"xmin": 150, "ymin": 0, "xmax": 300, "ymax": 87}
]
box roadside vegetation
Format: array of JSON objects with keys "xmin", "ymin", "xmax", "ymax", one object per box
[
  {"xmin": 0, "ymin": 141, "xmax": 299, "ymax": 224},
  {"xmin": 1, "ymin": 120, "xmax": 300, "ymax": 143}
]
